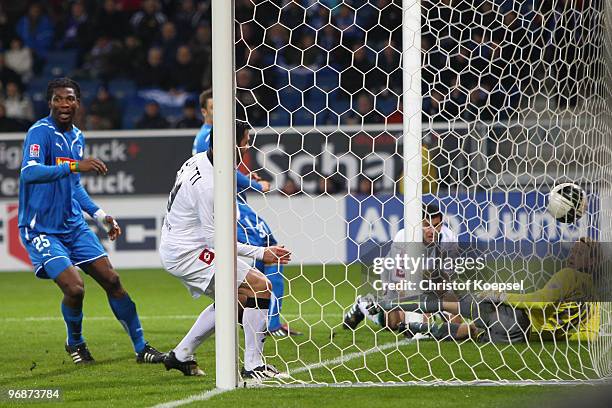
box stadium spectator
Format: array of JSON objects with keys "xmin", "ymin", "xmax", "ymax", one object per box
[
  {"xmin": 174, "ymin": 98, "xmax": 200, "ymax": 128},
  {"xmin": 88, "ymin": 85, "xmax": 122, "ymax": 129},
  {"xmin": 118, "ymin": 35, "xmax": 146, "ymax": 79},
  {"xmin": 94, "ymin": 0, "xmax": 129, "ymax": 41},
  {"xmin": 170, "ymin": 45, "xmax": 203, "ymax": 92},
  {"xmin": 189, "ymin": 24, "xmax": 211, "ymax": 88},
  {"xmin": 0, "ymin": 101, "xmax": 26, "ymax": 132},
  {"xmin": 137, "ymin": 47, "xmax": 170, "ymax": 89},
  {"xmin": 57, "ymin": 0, "xmax": 94, "ymax": 55},
  {"xmin": 15, "ymin": 2, "xmax": 54, "ymax": 72},
  {"xmin": 82, "ymin": 36, "xmax": 122, "ymax": 80},
  {"xmin": 379, "ymin": 45, "xmax": 401, "ymax": 91},
  {"xmin": 130, "ymin": 0, "xmax": 168, "ymax": 48},
  {"xmin": 340, "ymin": 46, "xmax": 375, "ymax": 96},
  {"xmin": 174, "ymin": 0, "xmax": 209, "ymax": 42},
  {"xmin": 136, "ymin": 100, "xmax": 170, "ymax": 129},
  {"xmin": 4, "ymin": 38, "xmax": 33, "ymax": 83},
  {"xmin": 236, "ymin": 67, "xmax": 267, "ymax": 125},
  {"xmin": 0, "ymin": 54, "xmax": 23, "ymax": 90},
  {"xmin": 157, "ymin": 21, "xmax": 180, "ymax": 63},
  {"xmin": 3, "ymin": 81, "xmax": 34, "ymax": 123},
  {"xmin": 0, "ymin": 4, "xmax": 12, "ymax": 45},
  {"xmin": 279, "ymin": 0, "xmax": 303, "ymax": 31},
  {"xmin": 342, "ymin": 93, "xmax": 385, "ymax": 125},
  {"xmin": 300, "ymin": 36, "xmax": 323, "ymax": 68},
  {"xmin": 86, "ymin": 113, "xmax": 112, "ymax": 130}
]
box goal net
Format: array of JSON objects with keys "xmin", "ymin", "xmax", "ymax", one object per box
[{"xmin": 228, "ymin": 0, "xmax": 612, "ymax": 385}]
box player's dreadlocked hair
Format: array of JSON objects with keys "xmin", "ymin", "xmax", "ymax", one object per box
[{"xmin": 46, "ymin": 77, "xmax": 81, "ymax": 102}]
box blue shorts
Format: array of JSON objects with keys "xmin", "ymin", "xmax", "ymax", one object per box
[{"xmin": 20, "ymin": 223, "xmax": 107, "ymax": 280}]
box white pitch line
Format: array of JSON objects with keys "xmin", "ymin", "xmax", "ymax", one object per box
[
  {"xmin": 149, "ymin": 337, "xmax": 416, "ymax": 406},
  {"xmin": 288, "ymin": 338, "xmax": 415, "ymax": 375},
  {"xmin": 150, "ymin": 388, "xmax": 228, "ymax": 408},
  {"xmin": 0, "ymin": 313, "xmax": 342, "ymax": 323}
]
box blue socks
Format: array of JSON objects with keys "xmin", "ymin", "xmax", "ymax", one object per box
[
  {"xmin": 108, "ymin": 294, "xmax": 146, "ymax": 353},
  {"xmin": 264, "ymin": 263, "xmax": 284, "ymax": 331},
  {"xmin": 61, "ymin": 303, "xmax": 84, "ymax": 346}
]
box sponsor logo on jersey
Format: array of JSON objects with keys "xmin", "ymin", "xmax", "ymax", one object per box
[
  {"xmin": 199, "ymin": 248, "xmax": 215, "ymax": 265},
  {"xmin": 29, "ymin": 144, "xmax": 40, "ymax": 158},
  {"xmin": 56, "ymin": 157, "xmax": 76, "ymax": 166}
]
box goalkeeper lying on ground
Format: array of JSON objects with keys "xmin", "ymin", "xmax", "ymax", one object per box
[{"xmin": 395, "ymin": 238, "xmax": 600, "ymax": 343}]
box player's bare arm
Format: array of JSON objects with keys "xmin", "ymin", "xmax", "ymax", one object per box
[{"xmin": 263, "ymin": 245, "xmax": 292, "ymax": 264}]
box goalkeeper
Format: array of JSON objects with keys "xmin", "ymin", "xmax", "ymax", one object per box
[{"xmin": 396, "ymin": 238, "xmax": 599, "ymax": 343}]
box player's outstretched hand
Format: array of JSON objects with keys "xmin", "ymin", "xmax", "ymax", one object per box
[
  {"xmin": 78, "ymin": 158, "xmax": 108, "ymax": 175},
  {"xmin": 103, "ymin": 215, "xmax": 122, "ymax": 241},
  {"xmin": 263, "ymin": 245, "xmax": 291, "ymax": 264},
  {"xmin": 259, "ymin": 180, "xmax": 270, "ymax": 193}
]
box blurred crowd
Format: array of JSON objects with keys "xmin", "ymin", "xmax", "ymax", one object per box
[
  {"xmin": 0, "ymin": 0, "xmax": 596, "ymax": 132},
  {"xmin": 0, "ymin": 0, "xmax": 212, "ymax": 131}
]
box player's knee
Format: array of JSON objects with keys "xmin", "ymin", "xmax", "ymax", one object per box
[
  {"xmin": 64, "ymin": 283, "xmax": 85, "ymax": 300},
  {"xmin": 244, "ymin": 270, "xmax": 272, "ymax": 298},
  {"xmin": 254, "ymin": 275, "xmax": 272, "ymax": 298},
  {"xmin": 103, "ymin": 272, "xmax": 123, "ymax": 295}
]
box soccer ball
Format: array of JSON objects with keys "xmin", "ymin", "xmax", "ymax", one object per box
[{"xmin": 547, "ymin": 183, "xmax": 587, "ymax": 223}]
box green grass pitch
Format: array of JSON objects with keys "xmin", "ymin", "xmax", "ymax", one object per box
[{"xmin": 0, "ymin": 266, "xmax": 602, "ymax": 407}]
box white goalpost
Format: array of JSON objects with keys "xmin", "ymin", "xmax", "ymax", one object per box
[
  {"xmin": 402, "ymin": 0, "xmax": 422, "ymax": 244},
  {"xmin": 212, "ymin": 0, "xmax": 612, "ymax": 389},
  {"xmin": 212, "ymin": 0, "xmax": 238, "ymax": 390}
]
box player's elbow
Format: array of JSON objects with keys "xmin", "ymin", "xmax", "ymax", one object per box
[{"xmin": 20, "ymin": 167, "xmax": 37, "ymax": 184}]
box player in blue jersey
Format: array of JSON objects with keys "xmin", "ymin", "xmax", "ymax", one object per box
[
  {"xmin": 18, "ymin": 78, "xmax": 165, "ymax": 365},
  {"xmin": 192, "ymin": 89, "xmax": 212, "ymax": 156},
  {"xmin": 193, "ymin": 89, "xmax": 270, "ymax": 195},
  {"xmin": 193, "ymin": 91, "xmax": 300, "ymax": 336},
  {"xmin": 236, "ymin": 194, "xmax": 301, "ymax": 336}
]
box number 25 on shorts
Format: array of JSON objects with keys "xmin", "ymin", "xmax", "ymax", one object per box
[{"xmin": 32, "ymin": 235, "xmax": 51, "ymax": 252}]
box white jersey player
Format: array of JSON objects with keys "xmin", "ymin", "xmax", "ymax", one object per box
[
  {"xmin": 160, "ymin": 122, "xmax": 291, "ymax": 379},
  {"xmin": 343, "ymin": 203, "xmax": 457, "ymax": 332}
]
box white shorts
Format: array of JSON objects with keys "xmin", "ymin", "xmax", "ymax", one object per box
[{"xmin": 159, "ymin": 246, "xmax": 251, "ymax": 299}]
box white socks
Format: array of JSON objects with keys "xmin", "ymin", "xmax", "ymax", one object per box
[
  {"xmin": 242, "ymin": 307, "xmax": 268, "ymax": 371},
  {"xmin": 173, "ymin": 300, "xmax": 270, "ymax": 370},
  {"xmin": 174, "ymin": 303, "xmax": 215, "ymax": 362}
]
